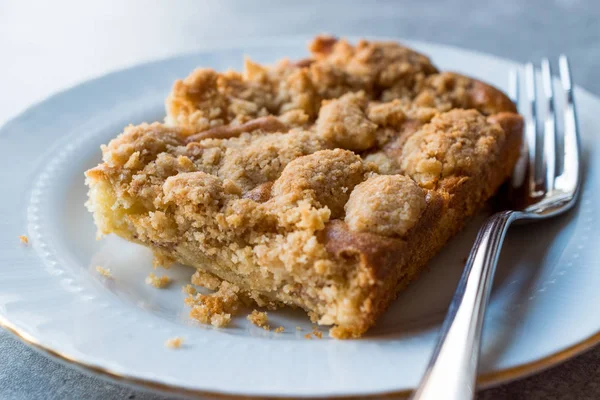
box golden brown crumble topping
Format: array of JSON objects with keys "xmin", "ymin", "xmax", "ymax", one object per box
[
  {"xmin": 85, "ymin": 35, "xmax": 522, "ymax": 338},
  {"xmin": 345, "ymin": 174, "xmax": 427, "ymax": 237},
  {"xmin": 271, "ymin": 149, "xmax": 375, "ymax": 218},
  {"xmin": 316, "ymin": 92, "xmax": 377, "ymax": 151},
  {"xmin": 400, "ymin": 109, "xmax": 506, "ymax": 189}
]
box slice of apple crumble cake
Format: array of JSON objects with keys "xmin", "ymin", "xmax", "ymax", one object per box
[{"xmin": 85, "ymin": 36, "xmax": 522, "ymax": 338}]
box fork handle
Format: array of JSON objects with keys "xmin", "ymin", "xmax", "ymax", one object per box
[{"xmin": 411, "ymin": 210, "xmax": 518, "ymax": 400}]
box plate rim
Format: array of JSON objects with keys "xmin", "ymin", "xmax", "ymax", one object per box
[
  {"xmin": 1, "ymin": 34, "xmax": 599, "ymax": 398},
  {"xmin": 1, "ymin": 314, "xmax": 598, "ymax": 398}
]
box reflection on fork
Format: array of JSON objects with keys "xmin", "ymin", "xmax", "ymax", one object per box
[{"xmin": 411, "ymin": 56, "xmax": 581, "ymax": 400}]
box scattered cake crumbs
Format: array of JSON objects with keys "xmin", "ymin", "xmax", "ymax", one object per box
[
  {"xmin": 95, "ymin": 266, "xmax": 112, "ymax": 278},
  {"xmin": 247, "ymin": 310, "xmax": 270, "ymax": 330},
  {"xmin": 304, "ymin": 333, "xmax": 313, "ymax": 339},
  {"xmin": 296, "ymin": 326, "xmax": 303, "ymax": 331},
  {"xmin": 191, "ymin": 270, "xmax": 222, "ymax": 290},
  {"xmin": 145, "ymin": 273, "xmax": 171, "ymax": 288},
  {"xmin": 312, "ymin": 327, "xmax": 323, "ymax": 339},
  {"xmin": 165, "ymin": 337, "xmax": 184, "ymax": 349},
  {"xmin": 18, "ymin": 235, "xmax": 29, "ymax": 245},
  {"xmin": 274, "ymin": 326, "xmax": 285, "ymax": 333},
  {"xmin": 186, "ymin": 281, "xmax": 241, "ymax": 328},
  {"xmin": 182, "ymin": 284, "xmax": 197, "ymax": 296}
]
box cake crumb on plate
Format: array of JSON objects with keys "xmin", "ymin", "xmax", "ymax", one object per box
[
  {"xmin": 182, "ymin": 284, "xmax": 197, "ymax": 296},
  {"xmin": 95, "ymin": 266, "xmax": 112, "ymax": 278},
  {"xmin": 247, "ymin": 310, "xmax": 270, "ymax": 330},
  {"xmin": 18, "ymin": 235, "xmax": 29, "ymax": 245},
  {"xmin": 186, "ymin": 281, "xmax": 241, "ymax": 328},
  {"xmin": 165, "ymin": 337, "xmax": 184, "ymax": 349},
  {"xmin": 312, "ymin": 327, "xmax": 323, "ymax": 339},
  {"xmin": 145, "ymin": 273, "xmax": 171, "ymax": 288},
  {"xmin": 274, "ymin": 326, "xmax": 284, "ymax": 333}
]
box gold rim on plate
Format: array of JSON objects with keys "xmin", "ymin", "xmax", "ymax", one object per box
[{"xmin": 1, "ymin": 312, "xmax": 599, "ymax": 399}]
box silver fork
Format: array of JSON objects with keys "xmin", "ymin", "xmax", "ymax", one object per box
[{"xmin": 411, "ymin": 56, "xmax": 581, "ymax": 400}]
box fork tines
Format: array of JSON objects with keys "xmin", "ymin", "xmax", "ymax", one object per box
[{"xmin": 510, "ymin": 56, "xmax": 580, "ymax": 200}]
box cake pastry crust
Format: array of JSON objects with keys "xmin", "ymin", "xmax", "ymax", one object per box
[{"xmin": 85, "ymin": 36, "xmax": 523, "ymax": 338}]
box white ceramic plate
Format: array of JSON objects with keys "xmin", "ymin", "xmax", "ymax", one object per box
[{"xmin": 1, "ymin": 36, "xmax": 599, "ymax": 399}]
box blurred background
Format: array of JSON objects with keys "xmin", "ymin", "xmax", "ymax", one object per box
[
  {"xmin": 1, "ymin": 0, "xmax": 599, "ymax": 124},
  {"xmin": 1, "ymin": 0, "xmax": 599, "ymax": 399}
]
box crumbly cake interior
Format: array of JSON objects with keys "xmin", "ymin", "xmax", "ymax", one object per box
[{"xmin": 85, "ymin": 36, "xmax": 522, "ymax": 338}]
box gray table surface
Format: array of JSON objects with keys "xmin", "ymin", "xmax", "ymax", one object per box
[{"xmin": 1, "ymin": 0, "xmax": 599, "ymax": 398}]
